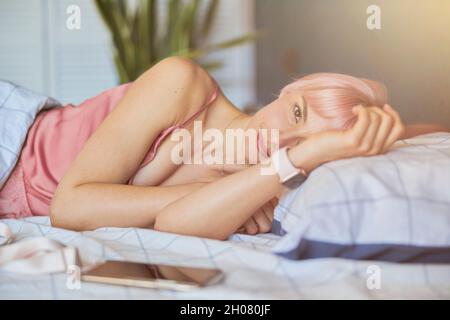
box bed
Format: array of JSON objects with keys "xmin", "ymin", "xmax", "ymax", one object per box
[
  {"xmin": 1, "ymin": 81, "xmax": 449, "ymax": 300},
  {"xmin": 1, "ymin": 216, "xmax": 449, "ymax": 299}
]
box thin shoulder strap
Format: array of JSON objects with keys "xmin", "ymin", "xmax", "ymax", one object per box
[
  {"xmin": 179, "ymin": 80, "xmax": 220, "ymax": 128},
  {"xmin": 130, "ymin": 80, "xmax": 220, "ymax": 177}
]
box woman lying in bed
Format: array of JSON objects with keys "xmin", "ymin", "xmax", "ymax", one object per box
[{"xmin": 1, "ymin": 57, "xmax": 448, "ymax": 240}]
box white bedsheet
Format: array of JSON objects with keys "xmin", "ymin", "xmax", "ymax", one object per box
[{"xmin": 0, "ymin": 217, "xmax": 449, "ymax": 299}]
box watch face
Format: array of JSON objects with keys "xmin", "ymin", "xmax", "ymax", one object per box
[{"xmin": 283, "ymin": 172, "xmax": 307, "ymax": 190}]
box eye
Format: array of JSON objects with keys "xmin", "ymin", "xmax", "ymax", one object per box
[{"xmin": 293, "ymin": 103, "xmax": 303, "ymax": 124}]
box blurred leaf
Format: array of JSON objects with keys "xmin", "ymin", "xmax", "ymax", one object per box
[
  {"xmin": 183, "ymin": 0, "xmax": 200, "ymax": 48},
  {"xmin": 95, "ymin": 0, "xmax": 257, "ymax": 83},
  {"xmin": 182, "ymin": 32, "xmax": 260, "ymax": 59},
  {"xmin": 117, "ymin": 0, "xmax": 128, "ymax": 19},
  {"xmin": 137, "ymin": 0, "xmax": 155, "ymax": 68},
  {"xmin": 200, "ymin": 60, "xmax": 224, "ymax": 71},
  {"xmin": 201, "ymin": 0, "xmax": 219, "ymax": 39},
  {"xmin": 167, "ymin": 0, "xmax": 181, "ymax": 53},
  {"xmin": 114, "ymin": 54, "xmax": 130, "ymax": 83}
]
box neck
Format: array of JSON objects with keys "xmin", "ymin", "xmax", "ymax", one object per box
[
  {"xmin": 204, "ymin": 97, "xmax": 252, "ymax": 134},
  {"xmin": 225, "ymin": 112, "xmax": 252, "ymax": 132},
  {"xmin": 222, "ymin": 112, "xmax": 258, "ymax": 167},
  {"xmin": 203, "ymin": 97, "xmax": 257, "ymax": 167}
]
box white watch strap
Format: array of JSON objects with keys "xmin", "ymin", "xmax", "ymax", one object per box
[{"xmin": 271, "ymin": 147, "xmax": 301, "ymax": 183}]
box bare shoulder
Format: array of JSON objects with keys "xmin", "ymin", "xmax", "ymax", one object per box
[
  {"xmin": 54, "ymin": 56, "xmax": 218, "ymax": 189},
  {"xmin": 134, "ymin": 56, "xmax": 217, "ymax": 123}
]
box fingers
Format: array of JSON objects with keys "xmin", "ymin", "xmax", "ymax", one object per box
[
  {"xmin": 347, "ymin": 105, "xmax": 405, "ymax": 157},
  {"xmin": 367, "ymin": 106, "xmax": 395, "ymax": 154},
  {"xmin": 243, "ymin": 217, "xmax": 258, "ymax": 235},
  {"xmin": 263, "ymin": 200, "xmax": 275, "ymax": 223},
  {"xmin": 237, "ymin": 198, "xmax": 276, "ymax": 236},
  {"xmin": 347, "ymin": 105, "xmax": 371, "ymax": 146},
  {"xmin": 253, "ymin": 208, "xmax": 273, "ymax": 233},
  {"xmin": 382, "ymin": 104, "xmax": 406, "ymax": 151},
  {"xmin": 270, "ymin": 197, "xmax": 279, "ymax": 209},
  {"xmin": 359, "ymin": 108, "xmax": 382, "ymax": 154},
  {"xmin": 242, "ymin": 202, "xmax": 274, "ymax": 235},
  {"xmin": 236, "ymin": 226, "xmax": 246, "ymax": 233}
]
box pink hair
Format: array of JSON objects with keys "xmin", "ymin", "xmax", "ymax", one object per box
[{"xmin": 279, "ymin": 73, "xmax": 388, "ymax": 129}]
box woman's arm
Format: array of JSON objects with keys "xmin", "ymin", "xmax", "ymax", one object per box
[
  {"xmin": 51, "ymin": 182, "xmax": 206, "ymax": 230},
  {"xmin": 154, "ymin": 105, "xmax": 406, "ymax": 240},
  {"xmin": 402, "ymin": 123, "xmax": 450, "ymax": 139},
  {"xmin": 50, "ymin": 57, "xmax": 216, "ymax": 231},
  {"xmin": 154, "ymin": 162, "xmax": 290, "ymax": 240},
  {"xmin": 154, "ymin": 163, "xmax": 284, "ymax": 240}
]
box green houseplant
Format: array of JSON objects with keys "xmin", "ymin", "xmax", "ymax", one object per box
[{"xmin": 95, "ymin": 0, "xmax": 257, "ymax": 83}]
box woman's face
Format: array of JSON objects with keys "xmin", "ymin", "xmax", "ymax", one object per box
[{"xmin": 248, "ymin": 91, "xmax": 332, "ymax": 156}]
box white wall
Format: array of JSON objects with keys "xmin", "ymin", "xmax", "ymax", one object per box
[{"xmin": 0, "ymin": 0, "xmax": 256, "ymax": 108}]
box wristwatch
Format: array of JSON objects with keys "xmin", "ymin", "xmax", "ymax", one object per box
[{"xmin": 271, "ymin": 147, "xmax": 308, "ymax": 189}]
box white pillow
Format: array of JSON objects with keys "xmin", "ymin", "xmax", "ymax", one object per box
[{"xmin": 272, "ymin": 132, "xmax": 450, "ymax": 263}]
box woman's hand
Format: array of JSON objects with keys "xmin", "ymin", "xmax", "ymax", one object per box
[
  {"xmin": 237, "ymin": 197, "xmax": 277, "ymax": 235},
  {"xmin": 288, "ymin": 104, "xmax": 406, "ymax": 173}
]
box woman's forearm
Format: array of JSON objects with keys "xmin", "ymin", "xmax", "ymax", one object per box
[
  {"xmin": 153, "ymin": 140, "xmax": 322, "ymax": 241},
  {"xmin": 154, "ymin": 163, "xmax": 283, "ymax": 240},
  {"xmin": 50, "ymin": 182, "xmax": 205, "ymax": 231}
]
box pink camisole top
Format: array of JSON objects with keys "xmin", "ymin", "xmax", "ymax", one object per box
[{"xmin": 19, "ymin": 81, "xmax": 219, "ymax": 216}]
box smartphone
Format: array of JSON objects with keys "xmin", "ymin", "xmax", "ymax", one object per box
[{"xmin": 81, "ymin": 260, "xmax": 225, "ymax": 291}]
